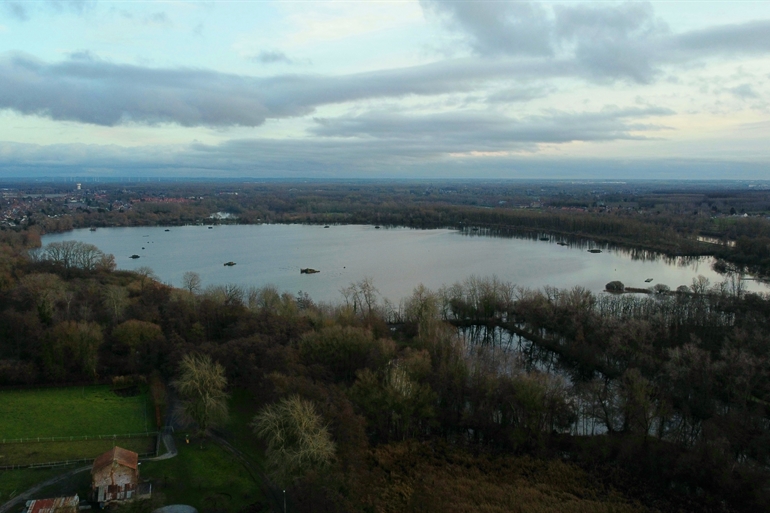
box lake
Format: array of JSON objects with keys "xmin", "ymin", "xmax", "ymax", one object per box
[{"xmin": 41, "ymin": 224, "xmax": 770, "ymax": 304}]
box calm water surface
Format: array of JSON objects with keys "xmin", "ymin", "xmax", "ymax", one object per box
[{"xmin": 42, "ymin": 224, "xmax": 770, "ymax": 303}]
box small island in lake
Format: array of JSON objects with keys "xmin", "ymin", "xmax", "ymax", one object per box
[
  {"xmin": 301, "ymin": 268, "xmax": 320, "ymax": 274},
  {"xmin": 224, "ymin": 261, "xmax": 236, "ymax": 266},
  {"xmin": 129, "ymin": 254, "xmax": 140, "ymax": 259}
]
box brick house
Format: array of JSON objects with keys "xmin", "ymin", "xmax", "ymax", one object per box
[{"xmin": 91, "ymin": 446, "xmax": 150, "ymax": 505}]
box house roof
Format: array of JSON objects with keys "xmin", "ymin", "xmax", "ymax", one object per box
[
  {"xmin": 91, "ymin": 446, "xmax": 139, "ymax": 474},
  {"xmin": 26, "ymin": 496, "xmax": 79, "ymax": 513}
]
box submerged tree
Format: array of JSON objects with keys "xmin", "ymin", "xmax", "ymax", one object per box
[
  {"xmin": 173, "ymin": 353, "xmax": 229, "ymax": 435},
  {"xmin": 251, "ymin": 395, "xmax": 336, "ymax": 487}
]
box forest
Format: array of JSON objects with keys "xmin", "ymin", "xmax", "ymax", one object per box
[
  {"xmin": 0, "ymin": 179, "xmax": 770, "ymax": 512},
  {"xmin": 1, "ymin": 204, "xmax": 770, "ymax": 511}
]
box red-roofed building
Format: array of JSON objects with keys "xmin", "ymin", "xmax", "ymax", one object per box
[
  {"xmin": 25, "ymin": 495, "xmax": 79, "ymax": 513},
  {"xmin": 91, "ymin": 446, "xmax": 150, "ymax": 505}
]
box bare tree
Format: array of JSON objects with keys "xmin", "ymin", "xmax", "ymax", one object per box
[
  {"xmin": 203, "ymin": 283, "xmax": 244, "ymax": 306},
  {"xmin": 173, "ymin": 353, "xmax": 229, "ymax": 435},
  {"xmin": 339, "ymin": 278, "xmax": 379, "ymax": 316},
  {"xmin": 690, "ymin": 275, "xmax": 711, "ymax": 295},
  {"xmin": 358, "ymin": 277, "xmax": 379, "ymax": 315},
  {"xmin": 41, "ymin": 240, "xmax": 113, "ymax": 271},
  {"xmin": 103, "ymin": 285, "xmax": 129, "ymax": 321},
  {"xmin": 182, "ymin": 271, "xmax": 202, "ymax": 296},
  {"xmin": 252, "ymin": 396, "xmax": 336, "ymax": 486}
]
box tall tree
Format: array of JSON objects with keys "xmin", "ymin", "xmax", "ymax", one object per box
[
  {"xmin": 173, "ymin": 353, "xmax": 229, "ymax": 435},
  {"xmin": 252, "ymin": 395, "xmax": 336, "ymax": 487}
]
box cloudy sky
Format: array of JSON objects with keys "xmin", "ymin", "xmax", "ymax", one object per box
[{"xmin": 1, "ymin": 0, "xmax": 769, "ymax": 179}]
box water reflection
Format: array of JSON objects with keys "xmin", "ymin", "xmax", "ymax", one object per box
[
  {"xmin": 458, "ymin": 322, "xmax": 609, "ymax": 436},
  {"xmin": 458, "ymin": 226, "xmax": 768, "ymax": 282},
  {"xmin": 40, "ymin": 224, "xmax": 770, "ymax": 304}
]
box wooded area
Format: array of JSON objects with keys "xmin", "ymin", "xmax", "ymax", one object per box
[{"xmin": 2, "ymin": 181, "xmax": 770, "ymax": 511}]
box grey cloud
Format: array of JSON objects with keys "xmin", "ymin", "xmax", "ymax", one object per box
[
  {"xmin": 47, "ymin": 1, "xmax": 95, "ymax": 14},
  {"xmin": 310, "ymin": 107, "xmax": 674, "ymax": 152},
  {"xmin": 421, "ymin": 1, "xmax": 770, "ymax": 84},
  {"xmin": 0, "ymin": 53, "xmax": 573, "ymax": 127},
  {"xmin": 420, "ymin": 0, "xmax": 553, "ymax": 56},
  {"xmin": 2, "ymin": 6, "xmax": 769, "ymax": 129},
  {"xmin": 555, "ymin": 2, "xmax": 662, "ymax": 40},
  {"xmin": 251, "ymin": 51, "xmax": 294, "ymax": 65},
  {"xmin": 108, "ymin": 8, "xmax": 170, "ymax": 26},
  {"xmin": 3, "ymin": 0, "xmax": 95, "ymax": 20},
  {"xmin": 487, "ymin": 87, "xmax": 551, "ymax": 103},
  {"xmin": 1, "ymin": 139, "xmax": 766, "ymax": 180},
  {"xmin": 3, "ymin": 2, "xmax": 29, "ymax": 21},
  {"xmin": 66, "ymin": 50, "xmax": 99, "ymax": 61},
  {"xmin": 0, "ymin": 106, "xmax": 676, "ymax": 176},
  {"xmin": 555, "ymin": 2, "xmax": 667, "ymax": 83},
  {"xmin": 145, "ymin": 12, "xmax": 170, "ymax": 25},
  {"xmin": 0, "ymin": 54, "xmax": 271, "ymax": 126},
  {"xmin": 729, "ymin": 83, "xmax": 759, "ymax": 100},
  {"xmin": 674, "ymin": 20, "xmax": 770, "ymax": 55}
]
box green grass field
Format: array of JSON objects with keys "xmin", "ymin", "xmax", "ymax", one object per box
[
  {"xmin": 224, "ymin": 389, "xmax": 266, "ymax": 467},
  {"xmin": 0, "ymin": 386, "xmax": 152, "ymax": 440},
  {"xmin": 141, "ymin": 436, "xmax": 263, "ymax": 513},
  {"xmin": 0, "ymin": 437, "xmax": 156, "ymax": 467}
]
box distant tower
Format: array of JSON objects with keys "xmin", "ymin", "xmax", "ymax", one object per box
[{"xmin": 76, "ymin": 183, "xmax": 82, "ymax": 191}]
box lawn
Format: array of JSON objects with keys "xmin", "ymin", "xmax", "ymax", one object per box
[
  {"xmin": 140, "ymin": 436, "xmax": 263, "ymax": 513},
  {"xmin": 0, "ymin": 386, "xmax": 153, "ymax": 440},
  {"xmin": 222, "ymin": 389, "xmax": 265, "ymax": 467},
  {"xmin": 0, "ymin": 437, "xmax": 156, "ymax": 467}
]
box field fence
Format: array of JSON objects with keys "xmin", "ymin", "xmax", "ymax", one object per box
[
  {"xmin": 0, "ymin": 431, "xmax": 159, "ymax": 445},
  {"xmin": 0, "ymin": 450, "xmax": 157, "ymax": 471}
]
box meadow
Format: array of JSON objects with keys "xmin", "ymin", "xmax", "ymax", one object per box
[
  {"xmin": 0, "ymin": 385, "xmax": 152, "ymax": 440},
  {"xmin": 0, "ymin": 385, "xmax": 155, "ymax": 469}
]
